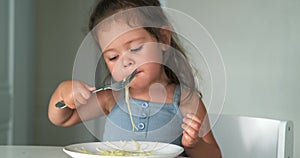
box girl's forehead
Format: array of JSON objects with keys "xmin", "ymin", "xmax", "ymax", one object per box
[{"xmin": 96, "ymin": 20, "xmax": 145, "ymax": 50}]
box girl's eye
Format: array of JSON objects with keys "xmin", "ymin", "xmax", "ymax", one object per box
[
  {"xmin": 108, "ymin": 56, "xmax": 118, "ymax": 61},
  {"xmin": 129, "ymin": 45, "xmax": 143, "ymax": 53}
]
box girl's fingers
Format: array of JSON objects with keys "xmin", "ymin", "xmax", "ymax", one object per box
[
  {"xmin": 60, "ymin": 81, "xmax": 93, "ymax": 108},
  {"xmin": 76, "ymin": 83, "xmax": 93, "ymax": 99},
  {"xmin": 81, "ymin": 89, "xmax": 92, "ymax": 100},
  {"xmin": 74, "ymin": 82, "xmax": 94, "ymax": 100},
  {"xmin": 84, "ymin": 84, "xmax": 96, "ymax": 91},
  {"xmin": 182, "ymin": 123, "xmax": 199, "ymax": 139},
  {"xmin": 76, "ymin": 94, "xmax": 88, "ymax": 105},
  {"xmin": 186, "ymin": 113, "xmax": 201, "ymax": 124},
  {"xmin": 73, "ymin": 81, "xmax": 94, "ymax": 95},
  {"xmin": 72, "ymin": 90, "xmax": 89, "ymax": 105},
  {"xmin": 63, "ymin": 99, "xmax": 76, "ymax": 109},
  {"xmin": 183, "ymin": 118, "xmax": 200, "ymax": 131},
  {"xmin": 74, "ymin": 100, "xmax": 81, "ymax": 107},
  {"xmin": 183, "ymin": 131, "xmax": 193, "ymax": 143},
  {"xmin": 182, "ymin": 113, "xmax": 202, "ymax": 141},
  {"xmin": 66, "ymin": 103, "xmax": 76, "ymax": 109},
  {"xmin": 182, "ymin": 131, "xmax": 198, "ymax": 147},
  {"xmin": 183, "ymin": 117, "xmax": 201, "ymax": 132}
]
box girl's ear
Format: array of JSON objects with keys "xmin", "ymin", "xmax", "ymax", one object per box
[{"xmin": 160, "ymin": 27, "xmax": 172, "ymax": 51}]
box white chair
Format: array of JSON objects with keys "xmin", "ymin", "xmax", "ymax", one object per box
[{"xmin": 212, "ymin": 114, "xmax": 293, "ymax": 158}]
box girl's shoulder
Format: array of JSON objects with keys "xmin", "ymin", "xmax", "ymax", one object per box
[
  {"xmin": 179, "ymin": 87, "xmax": 203, "ymax": 115},
  {"xmin": 179, "ymin": 87, "xmax": 201, "ymax": 102}
]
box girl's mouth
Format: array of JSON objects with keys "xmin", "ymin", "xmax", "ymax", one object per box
[
  {"xmin": 135, "ymin": 70, "xmax": 143, "ymax": 76},
  {"xmin": 136, "ymin": 70, "xmax": 142, "ymax": 74}
]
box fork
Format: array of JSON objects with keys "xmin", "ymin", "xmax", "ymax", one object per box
[
  {"xmin": 55, "ymin": 69, "xmax": 137, "ymax": 109},
  {"xmin": 92, "ymin": 69, "xmax": 137, "ymax": 93}
]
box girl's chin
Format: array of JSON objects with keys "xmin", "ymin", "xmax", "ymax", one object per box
[{"xmin": 129, "ymin": 80, "xmax": 149, "ymax": 89}]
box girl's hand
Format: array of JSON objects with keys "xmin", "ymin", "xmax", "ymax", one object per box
[
  {"xmin": 59, "ymin": 80, "xmax": 96, "ymax": 109},
  {"xmin": 181, "ymin": 113, "xmax": 201, "ymax": 148}
]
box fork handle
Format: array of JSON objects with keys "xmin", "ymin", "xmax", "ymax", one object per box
[
  {"xmin": 92, "ymin": 85, "xmax": 112, "ymax": 93},
  {"xmin": 55, "ymin": 85, "xmax": 112, "ymax": 109},
  {"xmin": 55, "ymin": 101, "xmax": 67, "ymax": 109}
]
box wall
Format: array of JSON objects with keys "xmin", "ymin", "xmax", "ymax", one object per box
[
  {"xmin": 13, "ymin": 0, "xmax": 36, "ymax": 145},
  {"xmin": 33, "ymin": 0, "xmax": 299, "ymax": 156},
  {"xmin": 168, "ymin": 0, "xmax": 299, "ymax": 157},
  {"xmin": 34, "ymin": 0, "xmax": 97, "ymax": 145},
  {"xmin": 0, "ymin": 0, "xmax": 12, "ymax": 144},
  {"xmin": 0, "ymin": 0, "xmax": 35, "ymax": 145}
]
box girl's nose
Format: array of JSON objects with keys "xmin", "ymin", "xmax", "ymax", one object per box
[{"xmin": 122, "ymin": 53, "xmax": 135, "ymax": 68}]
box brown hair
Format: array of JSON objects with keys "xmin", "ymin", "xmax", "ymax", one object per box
[{"xmin": 90, "ymin": 0, "xmax": 200, "ymax": 97}]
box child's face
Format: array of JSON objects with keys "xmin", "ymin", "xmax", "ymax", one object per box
[{"xmin": 97, "ymin": 23, "xmax": 165, "ymax": 87}]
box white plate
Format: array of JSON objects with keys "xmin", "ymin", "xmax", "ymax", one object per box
[{"xmin": 63, "ymin": 141, "xmax": 184, "ymax": 158}]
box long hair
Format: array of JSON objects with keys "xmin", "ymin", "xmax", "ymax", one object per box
[{"xmin": 90, "ymin": 0, "xmax": 201, "ymax": 98}]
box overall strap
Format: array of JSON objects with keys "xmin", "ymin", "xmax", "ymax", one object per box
[{"xmin": 173, "ymin": 85, "xmax": 181, "ymax": 107}]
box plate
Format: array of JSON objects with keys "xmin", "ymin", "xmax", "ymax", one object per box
[{"xmin": 63, "ymin": 141, "xmax": 184, "ymax": 158}]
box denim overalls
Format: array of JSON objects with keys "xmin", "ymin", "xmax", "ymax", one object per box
[{"xmin": 103, "ymin": 85, "xmax": 184, "ymax": 147}]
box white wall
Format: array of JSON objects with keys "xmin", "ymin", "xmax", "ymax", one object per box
[
  {"xmin": 32, "ymin": 0, "xmax": 299, "ymax": 156},
  {"xmin": 168, "ymin": 0, "xmax": 299, "ymax": 157}
]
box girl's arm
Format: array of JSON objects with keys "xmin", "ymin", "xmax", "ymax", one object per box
[
  {"xmin": 180, "ymin": 91, "xmax": 222, "ymax": 158},
  {"xmin": 183, "ymin": 116, "xmax": 222, "ymax": 158},
  {"xmin": 184, "ymin": 136, "xmax": 221, "ymax": 158},
  {"xmin": 48, "ymin": 80, "xmax": 109, "ymax": 127}
]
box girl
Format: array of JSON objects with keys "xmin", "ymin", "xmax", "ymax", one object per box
[{"xmin": 48, "ymin": 0, "xmax": 221, "ymax": 157}]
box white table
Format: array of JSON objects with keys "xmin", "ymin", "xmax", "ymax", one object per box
[
  {"xmin": 0, "ymin": 146, "xmax": 69, "ymax": 158},
  {"xmin": 0, "ymin": 145, "xmax": 188, "ymax": 158}
]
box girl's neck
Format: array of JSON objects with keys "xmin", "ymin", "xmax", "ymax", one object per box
[{"xmin": 129, "ymin": 82, "xmax": 176, "ymax": 103}]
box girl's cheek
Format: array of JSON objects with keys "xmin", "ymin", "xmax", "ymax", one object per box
[
  {"xmin": 105, "ymin": 62, "xmax": 122, "ymax": 81},
  {"xmin": 111, "ymin": 63, "xmax": 128, "ymax": 81},
  {"xmin": 137, "ymin": 52, "xmax": 162, "ymax": 64},
  {"xmin": 111, "ymin": 69, "xmax": 123, "ymax": 81}
]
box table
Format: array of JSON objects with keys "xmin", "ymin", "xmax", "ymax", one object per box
[
  {"xmin": 0, "ymin": 145, "xmax": 188, "ymax": 158},
  {"xmin": 0, "ymin": 146, "xmax": 69, "ymax": 158}
]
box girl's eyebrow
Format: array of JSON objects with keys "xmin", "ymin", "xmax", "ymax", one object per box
[
  {"xmin": 124, "ymin": 36, "xmax": 145, "ymax": 47},
  {"xmin": 102, "ymin": 48, "xmax": 115, "ymax": 54},
  {"xmin": 103, "ymin": 36, "xmax": 145, "ymax": 54}
]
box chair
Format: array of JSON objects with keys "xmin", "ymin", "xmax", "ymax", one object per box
[{"xmin": 212, "ymin": 114, "xmax": 293, "ymax": 158}]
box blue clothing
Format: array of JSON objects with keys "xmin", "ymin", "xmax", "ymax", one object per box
[{"xmin": 103, "ymin": 85, "xmax": 184, "ymax": 147}]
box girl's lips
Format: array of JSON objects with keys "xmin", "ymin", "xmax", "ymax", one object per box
[{"xmin": 135, "ymin": 70, "xmax": 143, "ymax": 75}]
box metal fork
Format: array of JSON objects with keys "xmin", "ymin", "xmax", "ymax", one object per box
[
  {"xmin": 55, "ymin": 69, "xmax": 137, "ymax": 109},
  {"xmin": 92, "ymin": 69, "xmax": 137, "ymax": 93}
]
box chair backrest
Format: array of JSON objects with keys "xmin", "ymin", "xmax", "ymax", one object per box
[{"xmin": 212, "ymin": 114, "xmax": 293, "ymax": 158}]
